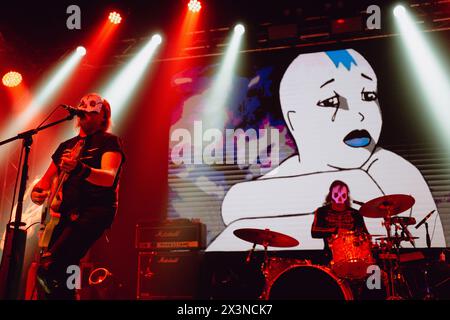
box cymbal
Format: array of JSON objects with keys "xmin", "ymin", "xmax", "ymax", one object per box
[
  {"xmin": 233, "ymin": 228, "xmax": 299, "ymax": 248},
  {"xmin": 359, "ymin": 194, "xmax": 415, "ymax": 218}
]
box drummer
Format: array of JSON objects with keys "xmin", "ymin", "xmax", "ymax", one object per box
[{"xmin": 311, "ymin": 180, "xmax": 369, "ymax": 258}]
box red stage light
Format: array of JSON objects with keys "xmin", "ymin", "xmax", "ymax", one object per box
[
  {"xmin": 188, "ymin": 0, "xmax": 201, "ymax": 13},
  {"xmin": 2, "ymin": 71, "xmax": 22, "ymax": 88},
  {"xmin": 337, "ymin": 19, "xmax": 345, "ymax": 24},
  {"xmin": 108, "ymin": 11, "xmax": 122, "ymax": 24}
]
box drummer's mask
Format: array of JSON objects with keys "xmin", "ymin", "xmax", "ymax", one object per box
[{"xmin": 331, "ymin": 185, "xmax": 348, "ymax": 205}]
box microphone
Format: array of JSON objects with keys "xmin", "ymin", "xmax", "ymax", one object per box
[
  {"xmin": 415, "ymin": 210, "xmax": 436, "ymax": 229},
  {"xmin": 60, "ymin": 104, "xmax": 85, "ymax": 116}
]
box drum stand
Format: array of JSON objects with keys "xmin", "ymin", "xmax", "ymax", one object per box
[
  {"xmin": 233, "ymin": 228, "xmax": 299, "ymax": 300},
  {"xmin": 381, "ymin": 215, "xmax": 411, "ymax": 300},
  {"xmin": 258, "ymin": 241, "xmax": 270, "ymax": 300}
]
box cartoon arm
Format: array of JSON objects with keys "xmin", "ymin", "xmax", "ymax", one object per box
[
  {"xmin": 364, "ymin": 147, "xmax": 446, "ymax": 247},
  {"xmin": 221, "ymin": 167, "xmax": 384, "ymax": 225}
]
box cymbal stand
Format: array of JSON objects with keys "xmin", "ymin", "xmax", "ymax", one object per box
[
  {"xmin": 258, "ymin": 240, "xmax": 270, "ymax": 300},
  {"xmin": 382, "ymin": 209, "xmax": 405, "ymax": 300},
  {"xmin": 422, "ymin": 222, "xmax": 435, "ymax": 300},
  {"xmin": 422, "ymin": 262, "xmax": 435, "ymax": 300}
]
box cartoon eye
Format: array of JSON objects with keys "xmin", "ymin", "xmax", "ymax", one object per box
[
  {"xmin": 317, "ymin": 94, "xmax": 340, "ymax": 108},
  {"xmin": 361, "ymin": 91, "xmax": 378, "ymax": 101},
  {"xmin": 333, "ymin": 192, "xmax": 338, "ymax": 198}
]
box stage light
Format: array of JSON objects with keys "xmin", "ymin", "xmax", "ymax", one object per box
[
  {"xmin": 394, "ymin": 6, "xmax": 450, "ymax": 148},
  {"xmin": 76, "ymin": 46, "xmax": 87, "ymax": 56},
  {"xmin": 393, "ymin": 5, "xmax": 406, "ymax": 17},
  {"xmin": 188, "ymin": 0, "xmax": 202, "ymax": 13},
  {"xmin": 2, "ymin": 71, "xmax": 22, "ymax": 88},
  {"xmin": 101, "ymin": 33, "xmax": 163, "ymax": 130},
  {"xmin": 108, "ymin": 11, "xmax": 122, "ymax": 24},
  {"xmin": 0, "ymin": 47, "xmax": 85, "ymax": 161},
  {"xmin": 152, "ymin": 34, "xmax": 162, "ymax": 45},
  {"xmin": 234, "ymin": 24, "xmax": 245, "ymax": 35},
  {"xmin": 203, "ymin": 24, "xmax": 245, "ymax": 129}
]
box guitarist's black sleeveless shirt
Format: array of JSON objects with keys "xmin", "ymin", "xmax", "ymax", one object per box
[{"xmin": 51, "ymin": 131, "xmax": 125, "ymax": 228}]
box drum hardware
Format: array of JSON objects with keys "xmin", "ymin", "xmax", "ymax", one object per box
[
  {"xmin": 389, "ymin": 216, "xmax": 416, "ymax": 226},
  {"xmin": 232, "ymin": 228, "xmax": 299, "ymax": 297},
  {"xmin": 375, "ymin": 236, "xmax": 419, "ymax": 243},
  {"xmin": 230, "ymin": 195, "xmax": 437, "ymax": 300},
  {"xmin": 378, "ymin": 253, "xmax": 398, "ymax": 260},
  {"xmin": 246, "ymin": 243, "xmax": 257, "ymax": 263},
  {"xmin": 423, "ymin": 263, "xmax": 435, "ymax": 300},
  {"xmin": 233, "ymin": 228, "xmax": 304, "ymax": 300},
  {"xmin": 360, "ymin": 194, "xmax": 417, "ymax": 300},
  {"xmin": 388, "ymin": 216, "xmax": 417, "ymax": 247},
  {"xmin": 232, "ymin": 228, "xmax": 299, "ymax": 288},
  {"xmin": 233, "ymin": 228, "xmax": 300, "ymax": 248}
]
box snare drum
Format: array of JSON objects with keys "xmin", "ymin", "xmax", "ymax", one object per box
[
  {"xmin": 328, "ymin": 230, "xmax": 375, "ymax": 279},
  {"xmin": 266, "ymin": 263, "xmax": 353, "ymax": 300}
]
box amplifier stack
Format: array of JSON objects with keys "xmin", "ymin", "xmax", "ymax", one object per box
[{"xmin": 135, "ymin": 219, "xmax": 206, "ymax": 300}]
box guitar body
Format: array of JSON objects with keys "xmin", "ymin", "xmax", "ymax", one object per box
[{"xmin": 38, "ymin": 211, "xmax": 61, "ymax": 249}]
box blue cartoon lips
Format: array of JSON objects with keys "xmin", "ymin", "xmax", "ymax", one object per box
[{"xmin": 344, "ymin": 130, "xmax": 372, "ymax": 147}]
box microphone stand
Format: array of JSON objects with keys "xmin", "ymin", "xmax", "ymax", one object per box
[
  {"xmin": 422, "ymin": 222, "xmax": 434, "ymax": 299},
  {"xmin": 412, "ymin": 212, "xmax": 434, "ymax": 299},
  {"xmin": 424, "ymin": 222, "xmax": 431, "ymax": 249},
  {"xmin": 0, "ymin": 113, "xmax": 75, "ymax": 299}
]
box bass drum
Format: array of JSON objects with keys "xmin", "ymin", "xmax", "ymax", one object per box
[{"xmin": 267, "ymin": 264, "xmax": 353, "ymax": 300}]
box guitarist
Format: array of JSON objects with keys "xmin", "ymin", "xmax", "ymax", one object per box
[{"xmin": 30, "ymin": 93, "xmax": 125, "ymax": 299}]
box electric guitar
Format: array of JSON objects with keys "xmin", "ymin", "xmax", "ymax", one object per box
[{"xmin": 38, "ymin": 139, "xmax": 85, "ymax": 249}]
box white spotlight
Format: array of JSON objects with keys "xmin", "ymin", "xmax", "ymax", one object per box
[
  {"xmin": 234, "ymin": 24, "xmax": 245, "ymax": 35},
  {"xmin": 152, "ymin": 34, "xmax": 162, "ymax": 45},
  {"xmin": 100, "ymin": 33, "xmax": 162, "ymax": 129},
  {"xmin": 393, "ymin": 5, "xmax": 406, "ymax": 17},
  {"xmin": 394, "ymin": 3, "xmax": 450, "ymax": 148},
  {"xmin": 76, "ymin": 46, "xmax": 87, "ymax": 56}
]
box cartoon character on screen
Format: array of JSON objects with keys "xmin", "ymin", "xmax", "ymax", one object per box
[{"xmin": 208, "ymin": 49, "xmax": 445, "ymax": 251}]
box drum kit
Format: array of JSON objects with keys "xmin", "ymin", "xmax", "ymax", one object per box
[{"xmin": 233, "ymin": 194, "xmax": 430, "ymax": 300}]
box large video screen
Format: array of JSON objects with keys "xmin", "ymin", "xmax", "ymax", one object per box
[{"xmin": 168, "ymin": 38, "xmax": 449, "ymax": 251}]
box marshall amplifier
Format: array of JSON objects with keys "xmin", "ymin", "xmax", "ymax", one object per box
[
  {"xmin": 137, "ymin": 251, "xmax": 203, "ymax": 299},
  {"xmin": 135, "ymin": 219, "xmax": 207, "ymax": 250}
]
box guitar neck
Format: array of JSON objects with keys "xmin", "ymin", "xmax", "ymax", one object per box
[{"xmin": 44, "ymin": 140, "xmax": 84, "ymax": 213}]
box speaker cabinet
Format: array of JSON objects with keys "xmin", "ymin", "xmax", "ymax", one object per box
[{"xmin": 137, "ymin": 251, "xmax": 203, "ymax": 300}]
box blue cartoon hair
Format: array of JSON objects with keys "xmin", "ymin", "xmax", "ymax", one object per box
[{"xmin": 325, "ymin": 49, "xmax": 357, "ymax": 71}]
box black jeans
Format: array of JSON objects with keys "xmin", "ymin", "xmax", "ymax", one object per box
[{"xmin": 37, "ymin": 207, "xmax": 115, "ymax": 300}]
